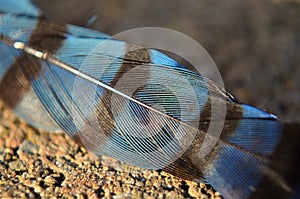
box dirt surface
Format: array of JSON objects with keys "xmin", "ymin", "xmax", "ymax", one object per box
[
  {"xmin": 0, "ymin": 101, "xmax": 222, "ymax": 198},
  {"xmin": 1, "ymin": 0, "xmax": 300, "ymax": 198}
]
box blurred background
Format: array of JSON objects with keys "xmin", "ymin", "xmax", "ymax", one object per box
[{"xmin": 34, "ymin": 0, "xmax": 300, "ymax": 123}]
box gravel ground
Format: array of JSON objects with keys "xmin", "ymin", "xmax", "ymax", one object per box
[
  {"xmin": 0, "ymin": 0, "xmax": 300, "ymax": 198},
  {"xmin": 0, "ymin": 101, "xmax": 220, "ymax": 198}
]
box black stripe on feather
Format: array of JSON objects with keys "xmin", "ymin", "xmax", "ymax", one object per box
[{"xmin": 0, "ymin": 19, "xmax": 67, "ymax": 108}]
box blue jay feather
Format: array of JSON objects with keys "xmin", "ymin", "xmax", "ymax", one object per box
[{"xmin": 0, "ymin": 1, "xmax": 300, "ymax": 198}]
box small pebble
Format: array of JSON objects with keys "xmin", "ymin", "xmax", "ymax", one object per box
[
  {"xmin": 34, "ymin": 185, "xmax": 43, "ymax": 193},
  {"xmin": 136, "ymin": 181, "xmax": 144, "ymax": 187},
  {"xmin": 9, "ymin": 160, "xmax": 27, "ymax": 172}
]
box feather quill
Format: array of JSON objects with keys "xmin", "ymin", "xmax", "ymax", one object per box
[{"xmin": 1, "ymin": 1, "xmax": 300, "ymax": 198}]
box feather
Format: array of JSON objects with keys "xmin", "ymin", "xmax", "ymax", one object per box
[{"xmin": 1, "ymin": 1, "xmax": 300, "ymax": 198}]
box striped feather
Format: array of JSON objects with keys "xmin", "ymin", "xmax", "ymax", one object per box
[{"xmin": 1, "ymin": 1, "xmax": 300, "ymax": 198}]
